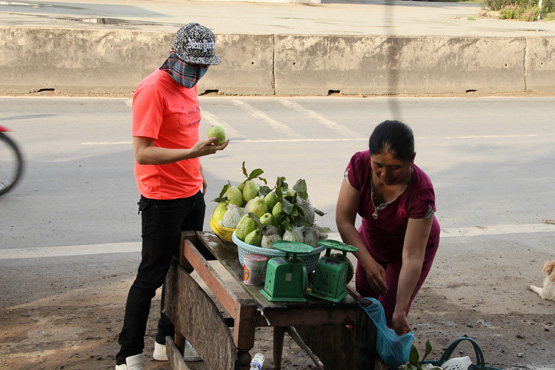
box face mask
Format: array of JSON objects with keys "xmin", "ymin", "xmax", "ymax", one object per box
[
  {"xmin": 160, "ymin": 52, "xmax": 209, "ymax": 88},
  {"xmin": 181, "ymin": 64, "xmax": 208, "ymax": 88}
]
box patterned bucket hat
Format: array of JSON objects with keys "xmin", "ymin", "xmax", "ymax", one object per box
[{"xmin": 172, "ymin": 23, "xmax": 221, "ymax": 65}]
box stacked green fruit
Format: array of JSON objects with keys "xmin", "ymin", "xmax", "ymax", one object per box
[
  {"xmin": 210, "ymin": 162, "xmax": 267, "ymax": 236},
  {"xmin": 211, "ymin": 162, "xmax": 331, "ymax": 249}
]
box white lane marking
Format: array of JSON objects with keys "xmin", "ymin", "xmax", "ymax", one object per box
[
  {"xmin": 458, "ymin": 134, "xmax": 538, "ymax": 139},
  {"xmin": 440, "ymin": 223, "xmax": 555, "ymax": 237},
  {"xmin": 2, "ymin": 223, "xmax": 554, "ymax": 260},
  {"xmin": 235, "ymin": 138, "xmax": 367, "ymax": 143},
  {"xmin": 232, "ymin": 100, "xmax": 302, "ymax": 137},
  {"xmin": 1, "ymin": 242, "xmax": 140, "ymax": 260},
  {"xmin": 82, "ymin": 138, "xmax": 366, "ymax": 145},
  {"xmin": 82, "ymin": 141, "xmax": 131, "ymax": 145},
  {"xmin": 201, "ymin": 111, "xmax": 243, "ymax": 139},
  {"xmin": 419, "ymin": 135, "xmax": 538, "ymax": 140},
  {"xmin": 80, "ymin": 134, "xmax": 540, "ymax": 146},
  {"xmin": 279, "ymin": 99, "xmax": 360, "ymax": 138}
]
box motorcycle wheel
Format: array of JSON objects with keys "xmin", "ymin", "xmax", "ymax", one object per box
[{"xmin": 0, "ymin": 132, "xmax": 24, "ymax": 196}]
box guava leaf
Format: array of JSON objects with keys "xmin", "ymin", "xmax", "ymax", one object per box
[
  {"xmin": 259, "ymin": 185, "xmax": 271, "ymax": 197},
  {"xmin": 282, "ymin": 198, "xmax": 298, "ymax": 217},
  {"xmin": 248, "ymin": 212, "xmax": 263, "ymax": 231},
  {"xmin": 241, "ymin": 161, "xmax": 266, "ymax": 183},
  {"xmin": 409, "ymin": 345, "xmax": 419, "ymax": 366},
  {"xmin": 274, "ymin": 212, "xmax": 287, "ymax": 226},
  {"xmin": 242, "ymin": 161, "xmax": 248, "ymax": 177},
  {"xmin": 293, "ymin": 179, "xmax": 308, "ymax": 200},
  {"xmin": 293, "ymin": 216, "xmax": 309, "ymax": 227},
  {"xmin": 421, "ymin": 340, "xmax": 433, "ymax": 363},
  {"xmin": 248, "ymin": 168, "xmax": 264, "ymax": 180},
  {"xmin": 277, "ymin": 185, "xmax": 289, "ymax": 198},
  {"xmin": 316, "ymin": 225, "xmax": 332, "ymax": 234},
  {"xmin": 275, "ymin": 176, "xmax": 288, "ymax": 197},
  {"xmin": 283, "ymin": 190, "xmax": 297, "ymax": 204},
  {"xmin": 214, "ymin": 183, "xmax": 230, "ymax": 202},
  {"xmin": 282, "ymin": 219, "xmax": 293, "ymax": 232},
  {"xmin": 314, "ymin": 207, "xmax": 325, "ymax": 216},
  {"xmin": 295, "ymin": 203, "xmax": 305, "ymax": 217}
]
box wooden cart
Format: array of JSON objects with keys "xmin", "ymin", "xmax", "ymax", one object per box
[{"xmin": 164, "ymin": 230, "xmax": 388, "ymax": 370}]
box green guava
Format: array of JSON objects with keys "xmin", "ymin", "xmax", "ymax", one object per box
[
  {"xmin": 248, "ymin": 197, "xmax": 268, "ymax": 218},
  {"xmin": 207, "ymin": 125, "xmax": 226, "ymax": 145},
  {"xmin": 264, "ymin": 191, "xmax": 278, "ymax": 211},
  {"xmin": 212, "ymin": 201, "xmax": 228, "ymax": 223},
  {"xmin": 235, "ymin": 214, "xmax": 256, "ymax": 240},
  {"xmin": 272, "ymin": 201, "xmax": 284, "ymax": 217},
  {"xmin": 242, "ymin": 180, "xmax": 260, "ymax": 202},
  {"xmin": 244, "ymin": 229, "xmax": 262, "ymax": 247},
  {"xmin": 259, "ymin": 212, "xmax": 275, "ymax": 227},
  {"xmin": 225, "ymin": 186, "xmax": 244, "ymax": 207}
]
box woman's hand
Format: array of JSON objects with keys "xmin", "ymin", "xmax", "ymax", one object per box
[
  {"xmin": 363, "ymin": 259, "xmax": 388, "ymax": 296},
  {"xmin": 336, "ymin": 179, "xmax": 388, "ymax": 296},
  {"xmin": 392, "ymin": 310, "xmax": 411, "ymax": 335}
]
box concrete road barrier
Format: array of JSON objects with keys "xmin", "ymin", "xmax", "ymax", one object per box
[
  {"xmin": 274, "ymin": 35, "xmax": 527, "ymax": 95},
  {"xmin": 1, "ymin": 26, "xmax": 553, "ymax": 95},
  {"xmin": 525, "ymin": 37, "xmax": 555, "ymax": 93}
]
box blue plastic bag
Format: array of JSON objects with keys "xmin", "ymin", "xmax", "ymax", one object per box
[{"xmin": 359, "ymin": 297, "xmax": 414, "ymax": 368}]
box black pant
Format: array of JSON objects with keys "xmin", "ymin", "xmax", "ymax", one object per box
[{"xmin": 116, "ymin": 192, "xmax": 205, "ymax": 364}]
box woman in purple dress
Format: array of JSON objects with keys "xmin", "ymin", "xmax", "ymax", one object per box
[{"xmin": 336, "ymin": 120, "xmax": 440, "ymax": 335}]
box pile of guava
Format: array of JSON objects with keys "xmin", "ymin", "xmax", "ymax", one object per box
[{"xmin": 211, "ymin": 162, "xmax": 330, "ymax": 249}]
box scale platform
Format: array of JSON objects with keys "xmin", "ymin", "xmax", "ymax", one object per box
[
  {"xmin": 261, "ymin": 241, "xmax": 313, "ymax": 302},
  {"xmin": 308, "ymin": 239, "xmax": 358, "ymax": 303}
]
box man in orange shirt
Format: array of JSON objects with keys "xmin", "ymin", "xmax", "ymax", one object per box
[{"xmin": 115, "ymin": 23, "xmax": 228, "ymax": 370}]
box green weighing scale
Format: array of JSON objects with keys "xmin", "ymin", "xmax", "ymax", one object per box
[
  {"xmin": 308, "ymin": 239, "xmax": 358, "ymax": 303},
  {"xmin": 261, "ymin": 240, "xmax": 314, "ymax": 303}
]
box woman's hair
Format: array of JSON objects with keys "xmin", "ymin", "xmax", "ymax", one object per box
[{"xmin": 369, "ymin": 120, "xmax": 414, "ymax": 162}]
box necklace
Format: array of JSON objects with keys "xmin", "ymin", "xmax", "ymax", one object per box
[{"xmin": 370, "ymin": 168, "xmax": 412, "ymax": 220}]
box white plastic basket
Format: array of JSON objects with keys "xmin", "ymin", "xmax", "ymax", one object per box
[
  {"xmin": 442, "ymin": 356, "xmax": 472, "ymax": 370},
  {"xmin": 232, "ymin": 231, "xmax": 324, "ymax": 273}
]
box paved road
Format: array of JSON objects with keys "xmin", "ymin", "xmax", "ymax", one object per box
[
  {"xmin": 3, "ymin": 0, "xmax": 555, "ymax": 37},
  {"xmin": 1, "ymin": 95, "xmax": 554, "ymax": 309}
]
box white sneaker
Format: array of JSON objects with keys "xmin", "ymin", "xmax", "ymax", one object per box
[
  {"xmin": 153, "ymin": 341, "xmax": 168, "ymax": 361},
  {"xmin": 183, "ymin": 340, "xmax": 202, "ymax": 362},
  {"xmin": 114, "ymin": 353, "xmax": 144, "ymax": 370}
]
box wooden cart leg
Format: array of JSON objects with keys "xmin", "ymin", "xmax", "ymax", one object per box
[
  {"xmin": 174, "ymin": 331, "xmax": 185, "ymax": 353},
  {"xmin": 166, "ymin": 336, "xmax": 188, "ymax": 370},
  {"xmin": 165, "ymin": 260, "xmax": 237, "ymax": 370},
  {"xmin": 273, "ymin": 326, "xmax": 286, "ymax": 370},
  {"xmin": 237, "ymin": 349, "xmax": 251, "ymax": 370}
]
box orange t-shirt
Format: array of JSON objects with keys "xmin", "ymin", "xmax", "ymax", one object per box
[{"xmin": 132, "ymin": 69, "xmax": 203, "ymax": 200}]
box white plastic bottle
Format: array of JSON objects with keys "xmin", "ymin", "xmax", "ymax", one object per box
[{"xmin": 250, "ymin": 353, "xmax": 265, "ymax": 369}]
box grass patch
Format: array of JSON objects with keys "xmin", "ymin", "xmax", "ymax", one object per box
[{"xmin": 481, "ymin": 0, "xmax": 555, "ymax": 21}]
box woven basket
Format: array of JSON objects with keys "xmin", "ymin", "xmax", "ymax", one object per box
[
  {"xmin": 209, "ymin": 218, "xmax": 235, "ymax": 243},
  {"xmin": 232, "ymin": 231, "xmax": 324, "ymax": 273}
]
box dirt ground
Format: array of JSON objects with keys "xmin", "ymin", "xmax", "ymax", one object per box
[{"xmin": 1, "ymin": 236, "xmax": 554, "ymax": 370}]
